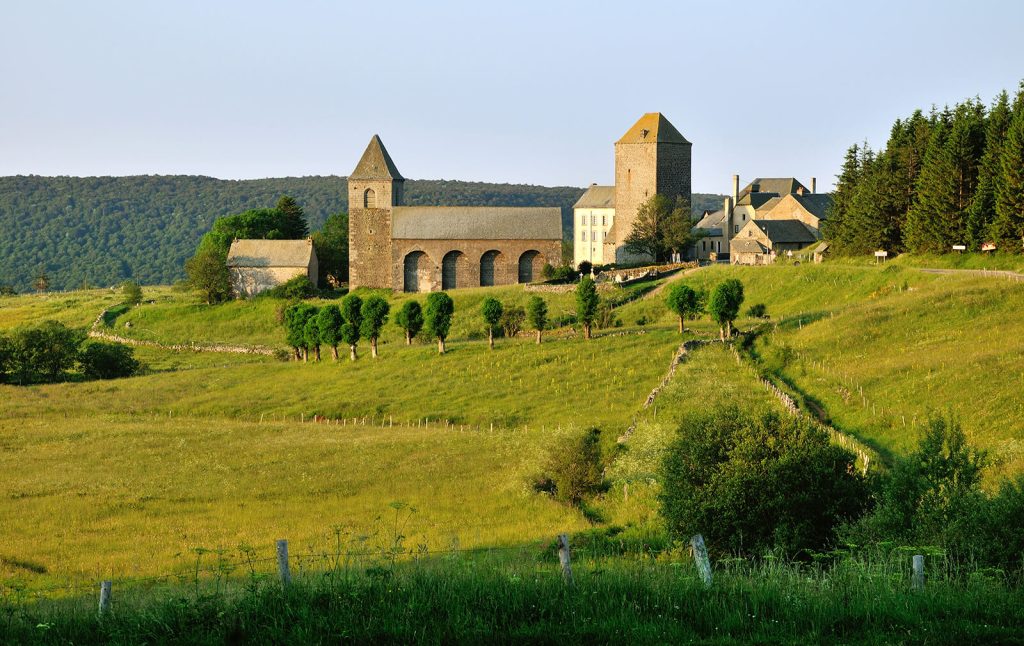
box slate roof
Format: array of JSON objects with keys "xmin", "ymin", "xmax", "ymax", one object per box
[
  {"xmin": 731, "ymin": 239, "xmax": 768, "ymax": 254},
  {"xmin": 793, "ymin": 193, "xmax": 834, "ymax": 220},
  {"xmin": 226, "ymin": 239, "xmax": 316, "ymax": 268},
  {"xmin": 737, "ymin": 192, "xmax": 781, "ymax": 209},
  {"xmin": 695, "ymin": 209, "xmax": 726, "ymax": 231},
  {"xmin": 616, "ymin": 113, "xmax": 690, "ymax": 145},
  {"xmin": 573, "ymin": 184, "xmax": 615, "ymax": 209},
  {"xmin": 738, "ymin": 178, "xmax": 808, "ymax": 199},
  {"xmin": 391, "ymin": 207, "xmax": 562, "ymax": 240},
  {"xmin": 752, "ymin": 220, "xmax": 817, "ymax": 244},
  {"xmin": 350, "ymin": 135, "xmax": 404, "ymax": 180}
]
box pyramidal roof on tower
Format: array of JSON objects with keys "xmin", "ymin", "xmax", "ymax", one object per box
[
  {"xmin": 350, "ymin": 135, "xmax": 404, "ymax": 180},
  {"xmin": 616, "ymin": 113, "xmax": 690, "ymax": 145}
]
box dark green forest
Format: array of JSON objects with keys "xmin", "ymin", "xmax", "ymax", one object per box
[
  {"xmin": 826, "ymin": 82, "xmax": 1024, "ymax": 254},
  {"xmin": 0, "ymin": 174, "xmax": 723, "ymax": 292}
]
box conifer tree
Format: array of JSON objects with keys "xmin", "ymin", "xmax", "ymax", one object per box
[
  {"xmin": 276, "ymin": 195, "xmax": 309, "ymax": 239},
  {"xmin": 992, "ymin": 86, "xmax": 1024, "ymax": 251},
  {"xmin": 968, "ymin": 92, "xmax": 1011, "ymax": 248}
]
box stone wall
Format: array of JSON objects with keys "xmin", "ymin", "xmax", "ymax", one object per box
[
  {"xmin": 229, "ymin": 265, "xmax": 313, "ymax": 297},
  {"xmin": 390, "ymin": 238, "xmax": 560, "ymax": 292},
  {"xmin": 348, "ymin": 206, "xmax": 393, "ymax": 288}
]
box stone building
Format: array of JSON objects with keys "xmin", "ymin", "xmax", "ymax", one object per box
[
  {"xmin": 226, "ymin": 239, "xmax": 318, "ymax": 297},
  {"xmin": 730, "ymin": 220, "xmax": 817, "ymax": 265},
  {"xmin": 572, "ymin": 113, "xmax": 692, "ymax": 268},
  {"xmin": 348, "ymin": 135, "xmax": 562, "ymax": 292}
]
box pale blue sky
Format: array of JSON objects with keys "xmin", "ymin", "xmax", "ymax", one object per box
[{"xmin": 2, "ymin": 1, "xmax": 1021, "ymax": 193}]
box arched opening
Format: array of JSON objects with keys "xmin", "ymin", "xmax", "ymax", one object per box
[
  {"xmin": 363, "ymin": 188, "xmax": 376, "ymax": 209},
  {"xmin": 441, "ymin": 250, "xmax": 468, "ymax": 290},
  {"xmin": 480, "ymin": 250, "xmax": 502, "ymax": 287},
  {"xmin": 518, "ymin": 250, "xmax": 542, "ymax": 284},
  {"xmin": 403, "ymin": 251, "xmax": 431, "ymax": 293}
]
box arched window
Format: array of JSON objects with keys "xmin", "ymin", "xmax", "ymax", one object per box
[{"xmin": 363, "ymin": 188, "xmax": 376, "ymax": 209}]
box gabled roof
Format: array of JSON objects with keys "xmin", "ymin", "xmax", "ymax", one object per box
[
  {"xmin": 737, "ymin": 193, "xmax": 781, "ymax": 209},
  {"xmin": 731, "ymin": 238, "xmax": 768, "ymax": 254},
  {"xmin": 616, "ymin": 113, "xmax": 690, "ymax": 145},
  {"xmin": 226, "ymin": 239, "xmax": 316, "ymax": 268},
  {"xmin": 793, "ymin": 193, "xmax": 834, "ymax": 220},
  {"xmin": 391, "ymin": 207, "xmax": 562, "ymax": 240},
  {"xmin": 573, "ymin": 184, "xmax": 615, "ymax": 209},
  {"xmin": 738, "ymin": 178, "xmax": 807, "ymax": 199},
  {"xmin": 350, "ymin": 135, "xmax": 404, "ymax": 180},
  {"xmin": 752, "ymin": 220, "xmax": 817, "ymax": 244},
  {"xmin": 695, "ymin": 209, "xmax": 726, "ymax": 229}
]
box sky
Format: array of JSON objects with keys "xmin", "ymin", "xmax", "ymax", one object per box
[{"xmin": 2, "ymin": 1, "xmax": 1022, "ymax": 193}]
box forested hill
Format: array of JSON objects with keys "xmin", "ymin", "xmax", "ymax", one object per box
[{"xmin": 0, "ymin": 174, "xmax": 724, "ymax": 292}]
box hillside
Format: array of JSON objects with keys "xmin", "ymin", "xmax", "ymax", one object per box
[{"xmin": 0, "ymin": 175, "xmax": 724, "ymax": 292}]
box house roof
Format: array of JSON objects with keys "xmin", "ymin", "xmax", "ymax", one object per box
[
  {"xmin": 737, "ymin": 192, "xmax": 781, "ymax": 209},
  {"xmin": 731, "ymin": 238, "xmax": 768, "ymax": 254},
  {"xmin": 573, "ymin": 184, "xmax": 615, "ymax": 209},
  {"xmin": 226, "ymin": 239, "xmax": 316, "ymax": 268},
  {"xmin": 752, "ymin": 220, "xmax": 817, "ymax": 244},
  {"xmin": 793, "ymin": 193, "xmax": 834, "ymax": 220},
  {"xmin": 391, "ymin": 207, "xmax": 562, "ymax": 240},
  {"xmin": 616, "ymin": 113, "xmax": 690, "ymax": 145},
  {"xmin": 738, "ymin": 178, "xmax": 808, "ymax": 199},
  {"xmin": 695, "ymin": 209, "xmax": 726, "ymax": 229},
  {"xmin": 350, "ymin": 135, "xmax": 404, "ymax": 181}
]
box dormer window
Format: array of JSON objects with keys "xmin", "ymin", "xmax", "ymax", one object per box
[{"xmin": 364, "ymin": 188, "xmax": 376, "ymax": 208}]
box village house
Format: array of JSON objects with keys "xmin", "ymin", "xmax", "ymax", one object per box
[
  {"xmin": 226, "ymin": 239, "xmax": 318, "ymax": 297},
  {"xmin": 730, "ymin": 220, "xmax": 817, "ymax": 265},
  {"xmin": 572, "ymin": 184, "xmax": 615, "ymax": 266}
]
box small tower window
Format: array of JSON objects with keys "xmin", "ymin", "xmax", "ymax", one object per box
[{"xmin": 364, "ymin": 188, "xmax": 376, "ymax": 209}]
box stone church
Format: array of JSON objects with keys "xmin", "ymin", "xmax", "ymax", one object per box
[
  {"xmin": 347, "ymin": 136, "xmax": 563, "ymax": 292},
  {"xmin": 573, "ymin": 113, "xmax": 692, "ymax": 267}
]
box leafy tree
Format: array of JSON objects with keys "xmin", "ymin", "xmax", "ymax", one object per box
[
  {"xmin": 198, "ymin": 208, "xmax": 288, "ymax": 256},
  {"xmin": 664, "ymin": 283, "xmax": 704, "ymax": 333},
  {"xmin": 544, "ymin": 427, "xmax": 606, "ymax": 507},
  {"xmin": 660, "ymin": 406, "xmax": 868, "ymax": 557},
  {"xmin": 121, "ymin": 280, "xmax": 143, "ymax": 306},
  {"xmin": 425, "ymin": 292, "xmax": 455, "ymax": 354},
  {"xmin": 575, "ymin": 276, "xmax": 599, "ymax": 339},
  {"xmin": 526, "ymin": 295, "xmax": 548, "ymax": 344},
  {"xmin": 283, "ymin": 302, "xmax": 318, "ymax": 361},
  {"xmin": 315, "ymin": 305, "xmax": 343, "ymax": 360},
  {"xmin": 79, "ymin": 342, "xmax": 140, "ymax": 379},
  {"xmin": 276, "ymin": 195, "xmax": 309, "ymax": 239},
  {"xmin": 303, "ymin": 315, "xmax": 322, "ymax": 362},
  {"xmin": 395, "ymin": 300, "xmax": 424, "ymax": 345},
  {"xmin": 0, "ymin": 333, "xmax": 13, "ymax": 382},
  {"xmin": 707, "ymin": 278, "xmax": 744, "ymax": 340},
  {"xmin": 184, "ymin": 248, "xmax": 231, "ymax": 304},
  {"xmin": 32, "ymin": 271, "xmax": 49, "ymax": 293},
  {"xmin": 312, "ymin": 211, "xmax": 349, "ymax": 285},
  {"xmin": 6, "ymin": 321, "xmax": 86, "ymax": 384},
  {"xmin": 500, "ymin": 305, "xmax": 525, "ymax": 338},
  {"xmin": 480, "ymin": 297, "xmax": 503, "ymax": 349},
  {"xmin": 624, "ymin": 194, "xmax": 701, "ymax": 262},
  {"xmin": 340, "ymin": 294, "xmax": 363, "ymax": 360},
  {"xmin": 993, "ymin": 86, "xmax": 1024, "ymax": 250},
  {"xmin": 360, "ymin": 296, "xmax": 390, "ymax": 358}
]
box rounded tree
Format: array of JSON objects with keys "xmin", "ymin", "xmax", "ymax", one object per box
[
  {"xmin": 527, "ymin": 295, "xmax": 548, "ymax": 344},
  {"xmin": 707, "ymin": 278, "xmax": 744, "ymax": 340},
  {"xmin": 665, "ymin": 283, "xmax": 704, "ymax": 334},
  {"xmin": 340, "ymin": 294, "xmax": 363, "ymax": 360},
  {"xmin": 360, "ymin": 296, "xmax": 391, "ymax": 358},
  {"xmin": 575, "ymin": 276, "xmax": 599, "ymax": 339},
  {"xmin": 315, "ymin": 304, "xmax": 343, "ymax": 360},
  {"xmin": 303, "ymin": 310, "xmax": 322, "ymax": 361},
  {"xmin": 425, "ymin": 292, "xmax": 455, "ymax": 354},
  {"xmin": 284, "ymin": 302, "xmax": 318, "ymax": 361},
  {"xmin": 395, "ymin": 300, "xmax": 424, "ymax": 345},
  {"xmin": 480, "ymin": 297, "xmax": 503, "ymax": 350}
]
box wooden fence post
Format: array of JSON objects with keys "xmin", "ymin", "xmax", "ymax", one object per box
[
  {"xmin": 98, "ymin": 580, "xmax": 112, "ymax": 615},
  {"xmin": 277, "ymin": 539, "xmax": 291, "ymax": 587},
  {"xmin": 690, "ymin": 534, "xmax": 712, "ymax": 588},
  {"xmin": 557, "ymin": 534, "xmax": 574, "ymax": 587},
  {"xmin": 911, "ymin": 554, "xmax": 924, "ymax": 591}
]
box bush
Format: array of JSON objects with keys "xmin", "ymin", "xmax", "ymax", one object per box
[
  {"xmin": 79, "ymin": 342, "xmax": 141, "ymax": 380},
  {"xmin": 542, "ymin": 427, "xmax": 607, "ymax": 507},
  {"xmin": 185, "ymin": 248, "xmax": 231, "ymax": 304},
  {"xmin": 4, "ymin": 321, "xmax": 86, "ymax": 384},
  {"xmin": 121, "ymin": 280, "xmax": 143, "ymax": 306},
  {"xmin": 266, "ymin": 275, "xmax": 316, "ymax": 300},
  {"xmin": 746, "ymin": 303, "xmax": 768, "ymax": 319},
  {"xmin": 577, "ymin": 260, "xmax": 593, "ymax": 275},
  {"xmin": 660, "ymin": 406, "xmax": 868, "ymax": 557},
  {"xmin": 499, "ymin": 305, "xmax": 525, "ymax": 338}
]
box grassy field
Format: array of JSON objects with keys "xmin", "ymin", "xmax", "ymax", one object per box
[{"xmin": 0, "ymin": 289, "xmax": 121, "ymax": 330}]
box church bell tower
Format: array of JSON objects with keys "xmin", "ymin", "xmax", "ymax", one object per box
[{"xmin": 348, "ymin": 135, "xmax": 404, "ymax": 289}]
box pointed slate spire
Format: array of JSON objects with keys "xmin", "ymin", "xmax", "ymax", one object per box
[{"xmin": 350, "ymin": 135, "xmax": 404, "ymax": 180}]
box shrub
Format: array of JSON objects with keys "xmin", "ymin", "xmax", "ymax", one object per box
[
  {"xmin": 660, "ymin": 406, "xmax": 868, "ymax": 557},
  {"xmin": 746, "ymin": 303, "xmax": 768, "ymax": 319},
  {"xmin": 121, "ymin": 280, "xmax": 143, "ymax": 306},
  {"xmin": 266, "ymin": 275, "xmax": 316, "ymax": 300},
  {"xmin": 79, "ymin": 342, "xmax": 140, "ymax": 380},
  {"xmin": 499, "ymin": 305, "xmax": 525, "ymax": 338},
  {"xmin": 541, "ymin": 263, "xmax": 555, "ymax": 280},
  {"xmin": 5, "ymin": 321, "xmax": 87, "ymax": 384},
  {"xmin": 577, "ymin": 260, "xmax": 593, "ymax": 275},
  {"xmin": 544, "ymin": 427, "xmax": 607, "ymax": 507}
]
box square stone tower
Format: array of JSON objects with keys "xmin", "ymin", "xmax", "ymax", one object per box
[
  {"xmin": 348, "ymin": 135, "xmax": 404, "ymax": 288},
  {"xmin": 606, "ymin": 113, "xmax": 692, "ymax": 263}
]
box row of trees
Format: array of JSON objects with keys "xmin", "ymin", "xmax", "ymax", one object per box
[
  {"xmin": 665, "ymin": 279, "xmax": 745, "ymax": 339},
  {"xmin": 0, "ymin": 321, "xmax": 139, "ymax": 384},
  {"xmin": 283, "ymin": 294, "xmax": 391, "ymax": 361},
  {"xmin": 826, "ymin": 82, "xmax": 1024, "ymax": 254}
]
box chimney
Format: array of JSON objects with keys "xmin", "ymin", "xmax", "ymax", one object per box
[
  {"xmin": 811, "ymin": 177, "xmax": 817, "ymax": 194},
  {"xmin": 797, "ymin": 186, "xmax": 805, "ymax": 196},
  {"xmin": 723, "ymin": 196, "xmax": 734, "ymax": 243},
  {"xmin": 751, "ymin": 182, "xmax": 761, "ymax": 193},
  {"xmin": 732, "ymin": 174, "xmax": 739, "ymax": 204}
]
